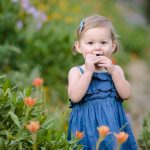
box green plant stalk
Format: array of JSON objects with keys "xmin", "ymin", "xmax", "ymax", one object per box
[
  {"xmin": 36, "ymin": 86, "xmax": 44, "ymax": 109},
  {"xmin": 36, "ymin": 87, "xmax": 42, "ymax": 100},
  {"xmin": 18, "ymin": 142, "xmax": 23, "ymax": 150},
  {"xmin": 116, "ymin": 143, "xmax": 121, "ymax": 150},
  {"xmin": 15, "ymin": 106, "xmax": 31, "ymax": 139},
  {"xmin": 40, "ymin": 87, "xmax": 45, "ymax": 108},
  {"xmin": 96, "ymin": 137, "xmax": 104, "ymax": 150},
  {"xmin": 0, "ymin": 114, "xmax": 9, "ymax": 127},
  {"xmin": 32, "ymin": 133, "xmax": 37, "ymax": 150},
  {"xmin": 25, "ymin": 107, "xmax": 31, "ymax": 121},
  {"xmin": 42, "ymin": 86, "xmax": 47, "ymax": 108}
]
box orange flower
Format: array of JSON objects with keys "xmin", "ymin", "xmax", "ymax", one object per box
[
  {"xmin": 97, "ymin": 125, "xmax": 110, "ymax": 138},
  {"xmin": 75, "ymin": 130, "xmax": 84, "ymax": 139},
  {"xmin": 26, "ymin": 121, "xmax": 40, "ymax": 133},
  {"xmin": 114, "ymin": 131, "xmax": 129, "ymax": 144},
  {"xmin": 32, "ymin": 77, "xmax": 44, "ymax": 87},
  {"xmin": 24, "ymin": 97, "xmax": 36, "ymax": 107}
]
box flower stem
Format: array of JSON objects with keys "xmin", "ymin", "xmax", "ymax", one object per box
[
  {"xmin": 96, "ymin": 137, "xmax": 103, "ymax": 150},
  {"xmin": 32, "ymin": 133, "xmax": 37, "ymax": 150},
  {"xmin": 116, "ymin": 143, "xmax": 121, "ymax": 150},
  {"xmin": 25, "ymin": 107, "xmax": 30, "ymax": 121},
  {"xmin": 18, "ymin": 142, "xmax": 23, "ymax": 150}
]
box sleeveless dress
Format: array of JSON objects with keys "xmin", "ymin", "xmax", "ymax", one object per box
[{"xmin": 67, "ymin": 67, "xmax": 137, "ymax": 150}]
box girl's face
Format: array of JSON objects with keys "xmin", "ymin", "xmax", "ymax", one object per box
[{"xmin": 75, "ymin": 27, "xmax": 116, "ymax": 58}]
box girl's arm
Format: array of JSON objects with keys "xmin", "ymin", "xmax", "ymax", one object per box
[
  {"xmin": 98, "ymin": 56, "xmax": 131, "ymax": 100},
  {"xmin": 111, "ymin": 65, "xmax": 131, "ymax": 100},
  {"xmin": 68, "ymin": 54, "xmax": 100, "ymax": 103},
  {"xmin": 68, "ymin": 67, "xmax": 93, "ymax": 102}
]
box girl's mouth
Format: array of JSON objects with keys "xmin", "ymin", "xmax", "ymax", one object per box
[{"xmin": 96, "ymin": 54, "xmax": 103, "ymax": 56}]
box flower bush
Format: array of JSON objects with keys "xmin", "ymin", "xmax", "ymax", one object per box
[{"xmin": 0, "ymin": 76, "xmax": 82, "ymax": 149}]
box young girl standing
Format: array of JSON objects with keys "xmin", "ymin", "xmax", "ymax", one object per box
[{"xmin": 67, "ymin": 15, "xmax": 137, "ymax": 150}]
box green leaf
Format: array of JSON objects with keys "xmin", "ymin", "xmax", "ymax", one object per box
[
  {"xmin": 42, "ymin": 118, "xmax": 55, "ymax": 129},
  {"xmin": 0, "ymin": 137, "xmax": 5, "ymax": 149},
  {"xmin": 0, "ymin": 45, "xmax": 21, "ymax": 54},
  {"xmin": 0, "ymin": 75, "xmax": 6, "ymax": 79},
  {"xmin": 41, "ymin": 147, "xmax": 46, "ymax": 150},
  {"xmin": 9, "ymin": 112, "xmax": 21, "ymax": 128}
]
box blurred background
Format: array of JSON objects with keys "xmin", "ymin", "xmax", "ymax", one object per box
[{"xmin": 0, "ymin": 0, "xmax": 150, "ymax": 149}]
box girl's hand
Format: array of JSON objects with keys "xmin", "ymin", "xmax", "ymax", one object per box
[
  {"xmin": 97, "ymin": 56, "xmax": 114, "ymax": 74},
  {"xmin": 85, "ymin": 54, "xmax": 100, "ymax": 73}
]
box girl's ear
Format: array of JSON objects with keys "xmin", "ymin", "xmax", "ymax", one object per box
[
  {"xmin": 112, "ymin": 41, "xmax": 117, "ymax": 53},
  {"xmin": 74, "ymin": 41, "xmax": 82, "ymax": 53}
]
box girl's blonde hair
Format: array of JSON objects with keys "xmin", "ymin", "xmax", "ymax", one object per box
[{"xmin": 73, "ymin": 15, "xmax": 119, "ymax": 54}]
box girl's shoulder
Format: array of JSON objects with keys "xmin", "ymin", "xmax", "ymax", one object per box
[
  {"xmin": 114, "ymin": 64, "xmax": 122, "ymax": 70},
  {"xmin": 68, "ymin": 66, "xmax": 83, "ymax": 78},
  {"xmin": 113, "ymin": 65, "xmax": 125, "ymax": 76}
]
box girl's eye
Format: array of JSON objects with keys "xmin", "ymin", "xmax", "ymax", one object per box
[
  {"xmin": 87, "ymin": 42, "xmax": 93, "ymax": 45},
  {"xmin": 101, "ymin": 41, "xmax": 107, "ymax": 44}
]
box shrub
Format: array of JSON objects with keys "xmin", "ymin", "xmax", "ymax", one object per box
[
  {"xmin": 138, "ymin": 113, "xmax": 150, "ymax": 149},
  {"xmin": 0, "ymin": 75, "xmax": 82, "ymax": 149}
]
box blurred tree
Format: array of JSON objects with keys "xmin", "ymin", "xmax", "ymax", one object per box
[{"xmin": 143, "ymin": 0, "xmax": 150, "ymax": 23}]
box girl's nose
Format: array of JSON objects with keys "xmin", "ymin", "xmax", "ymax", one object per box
[
  {"xmin": 92, "ymin": 44, "xmax": 103, "ymax": 55},
  {"xmin": 94, "ymin": 43, "xmax": 101, "ymax": 50}
]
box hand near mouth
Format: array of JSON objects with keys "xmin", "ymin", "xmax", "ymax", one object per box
[
  {"xmin": 96, "ymin": 56, "xmax": 115, "ymax": 74},
  {"xmin": 94, "ymin": 54, "xmax": 103, "ymax": 69},
  {"xmin": 85, "ymin": 54, "xmax": 103, "ymax": 73}
]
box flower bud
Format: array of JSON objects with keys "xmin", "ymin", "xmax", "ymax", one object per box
[
  {"xmin": 114, "ymin": 131, "xmax": 129, "ymax": 144},
  {"xmin": 24, "ymin": 97, "xmax": 36, "ymax": 107},
  {"xmin": 26, "ymin": 121, "xmax": 40, "ymax": 133},
  {"xmin": 32, "ymin": 77, "xmax": 44, "ymax": 87},
  {"xmin": 97, "ymin": 125, "xmax": 110, "ymax": 138},
  {"xmin": 75, "ymin": 130, "xmax": 84, "ymax": 139}
]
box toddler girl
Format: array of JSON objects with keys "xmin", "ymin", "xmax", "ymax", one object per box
[{"xmin": 67, "ymin": 15, "xmax": 137, "ymax": 150}]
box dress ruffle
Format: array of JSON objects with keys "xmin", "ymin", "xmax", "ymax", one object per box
[
  {"xmin": 70, "ymin": 72, "xmax": 120, "ymax": 108},
  {"xmin": 86, "ymin": 73, "xmax": 115, "ymax": 93}
]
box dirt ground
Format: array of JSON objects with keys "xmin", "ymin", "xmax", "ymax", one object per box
[{"xmin": 126, "ymin": 59, "xmax": 150, "ymax": 147}]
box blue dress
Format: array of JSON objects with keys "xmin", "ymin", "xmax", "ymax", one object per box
[{"xmin": 67, "ymin": 67, "xmax": 137, "ymax": 150}]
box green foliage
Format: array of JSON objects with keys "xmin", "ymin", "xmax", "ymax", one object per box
[
  {"xmin": 0, "ymin": 0, "xmax": 20, "ymax": 43},
  {"xmin": 138, "ymin": 113, "xmax": 150, "ymax": 149},
  {"xmin": 0, "ymin": 75, "xmax": 82, "ymax": 149},
  {"xmin": 120, "ymin": 26, "xmax": 149, "ymax": 56}
]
